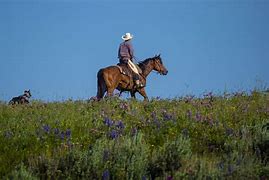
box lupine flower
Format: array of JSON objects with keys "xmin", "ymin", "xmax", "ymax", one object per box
[
  {"xmin": 42, "ymin": 124, "xmax": 50, "ymax": 133},
  {"xmin": 60, "ymin": 131, "xmax": 65, "ymax": 140},
  {"xmin": 66, "ymin": 129, "xmax": 71, "ymax": 139},
  {"xmin": 162, "ymin": 110, "xmax": 173, "ymax": 121},
  {"xmin": 115, "ymin": 121, "xmax": 125, "ymax": 129},
  {"xmin": 104, "ymin": 117, "xmax": 114, "ymax": 127},
  {"xmin": 110, "ymin": 130, "xmax": 119, "ymax": 139},
  {"xmin": 142, "ymin": 175, "xmax": 147, "ymax": 180},
  {"xmin": 102, "ymin": 169, "xmax": 110, "ymax": 180}
]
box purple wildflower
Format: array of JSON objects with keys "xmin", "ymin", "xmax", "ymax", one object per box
[
  {"xmin": 162, "ymin": 110, "xmax": 173, "ymax": 121},
  {"xmin": 42, "ymin": 124, "xmax": 50, "ymax": 133},
  {"xmin": 102, "ymin": 169, "xmax": 110, "ymax": 180},
  {"xmin": 104, "ymin": 117, "xmax": 114, "ymax": 127},
  {"xmin": 109, "ymin": 130, "xmax": 119, "ymax": 139},
  {"xmin": 66, "ymin": 129, "xmax": 71, "ymax": 139},
  {"xmin": 142, "ymin": 176, "xmax": 147, "ymax": 180},
  {"xmin": 60, "ymin": 131, "xmax": 65, "ymax": 140},
  {"xmin": 115, "ymin": 121, "xmax": 125, "ymax": 129}
]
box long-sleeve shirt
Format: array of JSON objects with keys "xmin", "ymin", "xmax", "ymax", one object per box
[{"xmin": 118, "ymin": 40, "xmax": 134, "ymax": 60}]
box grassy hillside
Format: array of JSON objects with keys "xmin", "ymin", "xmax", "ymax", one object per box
[{"xmin": 0, "ymin": 91, "xmax": 268, "ymax": 179}]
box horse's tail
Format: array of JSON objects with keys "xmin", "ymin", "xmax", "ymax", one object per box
[{"xmin": 96, "ymin": 69, "xmax": 106, "ymax": 100}]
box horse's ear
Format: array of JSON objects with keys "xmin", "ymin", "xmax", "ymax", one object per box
[{"xmin": 158, "ymin": 54, "xmax": 161, "ymax": 57}]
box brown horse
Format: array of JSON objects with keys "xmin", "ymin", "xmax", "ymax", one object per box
[{"xmin": 96, "ymin": 54, "xmax": 168, "ymax": 101}]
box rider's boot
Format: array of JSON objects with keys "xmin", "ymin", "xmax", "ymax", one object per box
[{"xmin": 135, "ymin": 80, "xmax": 144, "ymax": 88}]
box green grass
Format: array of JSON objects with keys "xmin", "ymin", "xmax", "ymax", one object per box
[{"xmin": 0, "ymin": 90, "xmax": 268, "ymax": 179}]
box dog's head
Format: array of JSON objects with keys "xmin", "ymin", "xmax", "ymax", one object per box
[{"xmin": 24, "ymin": 90, "xmax": 31, "ymax": 98}]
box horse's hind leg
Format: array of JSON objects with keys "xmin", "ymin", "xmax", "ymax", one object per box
[
  {"xmin": 130, "ymin": 91, "xmax": 136, "ymax": 99},
  {"xmin": 103, "ymin": 73, "xmax": 118, "ymax": 97},
  {"xmin": 107, "ymin": 87, "xmax": 114, "ymax": 97},
  {"xmin": 97, "ymin": 83, "xmax": 106, "ymax": 100},
  {"xmin": 97, "ymin": 75, "xmax": 107, "ymax": 100}
]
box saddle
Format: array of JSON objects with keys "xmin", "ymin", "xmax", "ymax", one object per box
[
  {"xmin": 116, "ymin": 63, "xmax": 145, "ymax": 88},
  {"xmin": 116, "ymin": 63, "xmax": 133, "ymax": 77}
]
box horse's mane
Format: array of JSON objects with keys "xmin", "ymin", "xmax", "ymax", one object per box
[
  {"xmin": 138, "ymin": 55, "xmax": 162, "ymax": 67},
  {"xmin": 138, "ymin": 58, "xmax": 153, "ymax": 66}
]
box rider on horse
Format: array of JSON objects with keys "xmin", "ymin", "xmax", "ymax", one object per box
[{"xmin": 118, "ymin": 33, "xmax": 144, "ymax": 88}]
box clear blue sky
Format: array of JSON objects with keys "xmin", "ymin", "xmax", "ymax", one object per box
[{"xmin": 0, "ymin": 0, "xmax": 268, "ymax": 101}]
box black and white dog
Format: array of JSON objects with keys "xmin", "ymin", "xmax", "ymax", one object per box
[{"xmin": 9, "ymin": 90, "xmax": 32, "ymax": 105}]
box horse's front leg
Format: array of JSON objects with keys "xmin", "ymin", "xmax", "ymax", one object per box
[
  {"xmin": 137, "ymin": 88, "xmax": 149, "ymax": 101},
  {"xmin": 130, "ymin": 90, "xmax": 136, "ymax": 99}
]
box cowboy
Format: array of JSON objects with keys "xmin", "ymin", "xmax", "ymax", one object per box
[{"xmin": 118, "ymin": 32, "xmax": 144, "ymax": 88}]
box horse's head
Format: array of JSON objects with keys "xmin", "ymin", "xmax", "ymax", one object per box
[{"xmin": 152, "ymin": 54, "xmax": 168, "ymax": 75}]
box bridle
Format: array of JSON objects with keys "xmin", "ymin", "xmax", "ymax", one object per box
[{"xmin": 153, "ymin": 58, "xmax": 164, "ymax": 75}]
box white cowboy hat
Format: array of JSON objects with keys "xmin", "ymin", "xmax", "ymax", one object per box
[{"xmin": 121, "ymin": 33, "xmax": 133, "ymax": 41}]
